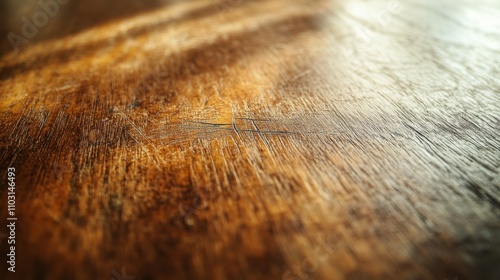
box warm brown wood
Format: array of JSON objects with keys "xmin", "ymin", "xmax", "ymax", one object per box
[{"xmin": 0, "ymin": 0, "xmax": 499, "ymax": 279}]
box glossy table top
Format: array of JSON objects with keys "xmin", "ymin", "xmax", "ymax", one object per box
[{"xmin": 0, "ymin": 0, "xmax": 499, "ymax": 279}]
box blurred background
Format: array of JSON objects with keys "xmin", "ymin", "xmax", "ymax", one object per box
[{"xmin": 0, "ymin": 0, "xmax": 179, "ymax": 55}]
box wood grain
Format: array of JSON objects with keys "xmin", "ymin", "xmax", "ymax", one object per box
[{"xmin": 0, "ymin": 0, "xmax": 499, "ymax": 279}]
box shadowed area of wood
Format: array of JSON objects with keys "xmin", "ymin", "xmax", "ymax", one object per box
[{"xmin": 0, "ymin": 0, "xmax": 499, "ymax": 279}]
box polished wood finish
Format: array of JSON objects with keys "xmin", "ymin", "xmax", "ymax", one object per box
[{"xmin": 0, "ymin": 0, "xmax": 499, "ymax": 279}]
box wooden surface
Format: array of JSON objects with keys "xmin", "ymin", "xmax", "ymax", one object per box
[{"xmin": 0, "ymin": 0, "xmax": 499, "ymax": 279}]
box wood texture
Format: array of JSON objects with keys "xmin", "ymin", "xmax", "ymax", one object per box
[{"xmin": 0, "ymin": 0, "xmax": 499, "ymax": 279}]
